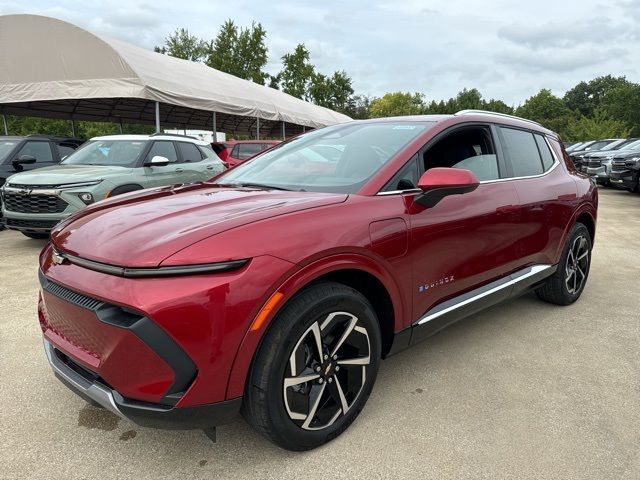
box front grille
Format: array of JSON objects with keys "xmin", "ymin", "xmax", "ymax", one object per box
[
  {"xmin": 3, "ymin": 191, "xmax": 68, "ymax": 213},
  {"xmin": 588, "ymin": 160, "xmax": 602, "ymax": 168},
  {"xmin": 5, "ymin": 218, "xmax": 59, "ymax": 229},
  {"xmin": 611, "ymin": 161, "xmax": 628, "ymax": 172},
  {"xmin": 8, "ymin": 183, "xmax": 64, "ymax": 189},
  {"xmin": 40, "ymin": 273, "xmax": 104, "ymax": 311}
]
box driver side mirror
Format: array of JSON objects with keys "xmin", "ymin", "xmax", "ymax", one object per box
[
  {"xmin": 12, "ymin": 154, "xmax": 37, "ymax": 171},
  {"xmin": 415, "ymin": 167, "xmax": 480, "ymax": 208},
  {"xmin": 145, "ymin": 155, "xmax": 170, "ymax": 167}
]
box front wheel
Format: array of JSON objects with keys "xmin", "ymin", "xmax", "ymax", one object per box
[
  {"xmin": 536, "ymin": 222, "xmax": 592, "ymax": 305},
  {"xmin": 243, "ymin": 282, "xmax": 381, "ymax": 451}
]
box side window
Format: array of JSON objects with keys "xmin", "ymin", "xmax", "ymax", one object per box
[
  {"xmin": 56, "ymin": 145, "xmax": 76, "ymax": 160},
  {"xmin": 145, "ymin": 141, "xmax": 178, "ymax": 163},
  {"xmin": 16, "ymin": 141, "xmax": 54, "ymax": 163},
  {"xmin": 534, "ymin": 134, "xmax": 555, "ymax": 171},
  {"xmin": 177, "ymin": 142, "xmax": 203, "ymax": 162},
  {"xmin": 500, "ymin": 127, "xmax": 544, "ymax": 177},
  {"xmin": 421, "ymin": 126, "xmax": 501, "ymax": 182},
  {"xmin": 383, "ymin": 155, "xmax": 420, "ymax": 191},
  {"xmin": 198, "ymin": 145, "xmax": 220, "ymax": 160},
  {"xmin": 230, "ymin": 144, "xmax": 241, "ymax": 159},
  {"xmin": 237, "ymin": 143, "xmax": 266, "ymax": 160}
]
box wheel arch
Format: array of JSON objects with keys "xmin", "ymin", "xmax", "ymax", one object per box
[
  {"xmin": 555, "ymin": 205, "xmax": 597, "ymax": 263},
  {"xmin": 107, "ymin": 183, "xmax": 144, "ymax": 197},
  {"xmin": 225, "ymin": 254, "xmax": 406, "ymax": 399}
]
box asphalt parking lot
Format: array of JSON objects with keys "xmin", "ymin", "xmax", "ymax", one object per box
[{"xmin": 1, "ymin": 187, "xmax": 638, "ymax": 480}]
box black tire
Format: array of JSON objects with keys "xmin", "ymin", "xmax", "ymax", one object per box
[
  {"xmin": 243, "ymin": 282, "xmax": 381, "ymax": 451},
  {"xmin": 21, "ymin": 231, "xmax": 49, "ymax": 239},
  {"xmin": 108, "ymin": 184, "xmax": 143, "ymax": 197},
  {"xmin": 536, "ymin": 222, "xmax": 592, "ymax": 305}
]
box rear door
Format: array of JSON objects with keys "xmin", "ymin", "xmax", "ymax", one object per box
[{"xmin": 497, "ymin": 126, "xmax": 577, "ymax": 267}]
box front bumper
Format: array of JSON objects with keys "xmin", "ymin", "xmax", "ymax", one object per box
[
  {"xmin": 1, "ymin": 185, "xmax": 99, "ymax": 232},
  {"xmin": 610, "ymin": 169, "xmax": 638, "ymax": 190},
  {"xmin": 45, "ymin": 340, "xmax": 241, "ymax": 429}
]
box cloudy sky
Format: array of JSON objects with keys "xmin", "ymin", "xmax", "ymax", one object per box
[{"xmin": 1, "ymin": 0, "xmax": 639, "ymax": 106}]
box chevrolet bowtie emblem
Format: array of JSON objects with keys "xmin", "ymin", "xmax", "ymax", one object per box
[{"xmin": 51, "ymin": 251, "xmax": 65, "ymax": 265}]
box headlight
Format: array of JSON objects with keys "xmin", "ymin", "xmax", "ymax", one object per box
[
  {"xmin": 58, "ymin": 180, "xmax": 103, "ymax": 189},
  {"xmin": 77, "ymin": 192, "xmax": 94, "ymax": 205}
]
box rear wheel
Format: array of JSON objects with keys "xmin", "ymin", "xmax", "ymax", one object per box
[
  {"xmin": 21, "ymin": 231, "xmax": 49, "ymax": 239},
  {"xmin": 243, "ymin": 282, "xmax": 381, "ymax": 451},
  {"xmin": 536, "ymin": 222, "xmax": 591, "ymax": 305}
]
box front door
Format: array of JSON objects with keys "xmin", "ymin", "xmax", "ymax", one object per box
[{"xmin": 407, "ymin": 124, "xmax": 522, "ymax": 325}]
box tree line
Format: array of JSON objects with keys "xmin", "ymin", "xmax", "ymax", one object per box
[{"xmin": 5, "ymin": 19, "xmax": 640, "ymax": 141}]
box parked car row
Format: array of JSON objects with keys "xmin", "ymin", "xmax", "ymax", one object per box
[
  {"xmin": 0, "ymin": 133, "xmax": 226, "ymax": 238},
  {"xmin": 567, "ymin": 138, "xmax": 640, "ymax": 192}
]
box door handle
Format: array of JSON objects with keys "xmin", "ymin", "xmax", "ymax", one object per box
[
  {"xmin": 174, "ymin": 168, "xmax": 184, "ymax": 173},
  {"xmin": 206, "ymin": 165, "xmax": 214, "ymax": 170}
]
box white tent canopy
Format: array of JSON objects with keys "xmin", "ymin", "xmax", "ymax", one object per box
[{"xmin": 0, "ymin": 14, "xmax": 351, "ymax": 136}]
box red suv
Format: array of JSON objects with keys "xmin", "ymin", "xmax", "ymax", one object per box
[
  {"xmin": 38, "ymin": 111, "xmax": 597, "ymax": 450},
  {"xmin": 211, "ymin": 140, "xmax": 280, "ymax": 167}
]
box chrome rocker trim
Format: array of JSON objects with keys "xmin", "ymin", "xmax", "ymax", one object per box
[{"xmin": 402, "ymin": 264, "xmax": 557, "ymax": 348}]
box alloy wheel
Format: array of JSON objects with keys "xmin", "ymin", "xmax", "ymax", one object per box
[
  {"xmin": 283, "ymin": 311, "xmax": 371, "ymax": 431},
  {"xmin": 565, "ymin": 235, "xmax": 589, "ymax": 294}
]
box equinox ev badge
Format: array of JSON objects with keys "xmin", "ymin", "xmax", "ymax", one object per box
[
  {"xmin": 18, "ymin": 188, "xmax": 31, "ymax": 196},
  {"xmin": 51, "ymin": 251, "xmax": 65, "ymax": 265},
  {"xmin": 418, "ymin": 276, "xmax": 455, "ymax": 293}
]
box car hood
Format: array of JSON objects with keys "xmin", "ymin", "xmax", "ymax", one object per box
[
  {"xmin": 588, "ymin": 148, "xmax": 640, "ymax": 159},
  {"xmin": 6, "ymin": 164, "xmax": 133, "ymax": 186},
  {"xmin": 52, "ymin": 184, "xmax": 348, "ymax": 267},
  {"xmin": 613, "ymin": 151, "xmax": 640, "ymax": 160}
]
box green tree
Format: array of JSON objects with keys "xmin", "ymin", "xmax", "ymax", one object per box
[
  {"xmin": 342, "ymin": 95, "xmax": 371, "ymax": 119},
  {"xmin": 369, "ymin": 92, "xmax": 425, "ymax": 118},
  {"xmin": 455, "ymin": 88, "xmax": 484, "ymax": 110},
  {"xmin": 205, "ymin": 20, "xmax": 269, "ymax": 84},
  {"xmin": 516, "ymin": 89, "xmax": 575, "ymax": 137},
  {"xmin": 565, "ymin": 108, "xmax": 631, "ymax": 141},
  {"xmin": 308, "ymin": 70, "xmax": 355, "ymax": 113},
  {"xmin": 563, "ymin": 75, "xmax": 631, "ymax": 117},
  {"xmin": 601, "ymin": 82, "xmax": 640, "ymax": 136},
  {"xmin": 154, "ymin": 28, "xmax": 207, "ymax": 61},
  {"xmin": 277, "ymin": 44, "xmax": 315, "ymax": 99},
  {"xmin": 483, "ymin": 99, "xmax": 513, "ymax": 114}
]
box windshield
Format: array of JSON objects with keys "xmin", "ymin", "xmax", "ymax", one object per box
[
  {"xmin": 214, "ymin": 122, "xmax": 434, "ymax": 193},
  {"xmin": 618, "ymin": 139, "xmax": 640, "ymax": 150},
  {"xmin": 0, "ymin": 140, "xmax": 18, "ymax": 163},
  {"xmin": 588, "ymin": 140, "xmax": 616, "ymax": 151},
  {"xmin": 62, "ymin": 140, "xmax": 146, "ymax": 167}
]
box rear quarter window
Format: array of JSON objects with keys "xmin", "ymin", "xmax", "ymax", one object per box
[{"xmin": 534, "ymin": 134, "xmax": 555, "ymax": 171}]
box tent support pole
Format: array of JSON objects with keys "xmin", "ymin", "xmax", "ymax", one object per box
[
  {"xmin": 282, "ymin": 121, "xmax": 285, "ymax": 140},
  {"xmin": 2, "ymin": 114, "xmax": 7, "ymax": 135},
  {"xmin": 155, "ymin": 101, "xmax": 160, "ymax": 133},
  {"xmin": 256, "ymin": 117, "xmax": 260, "ymax": 140},
  {"xmin": 70, "ymin": 120, "xmax": 75, "ymax": 137},
  {"xmin": 212, "ymin": 112, "xmax": 217, "ymax": 142},
  {"xmin": 303, "ymin": 125, "xmax": 306, "ymax": 133},
  {"xmin": 119, "ymin": 119, "xmax": 123, "ymax": 134}
]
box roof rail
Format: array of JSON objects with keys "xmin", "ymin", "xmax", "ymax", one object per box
[
  {"xmin": 455, "ymin": 110, "xmax": 543, "ymax": 128},
  {"xmin": 150, "ymin": 132, "xmax": 198, "ymax": 140}
]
